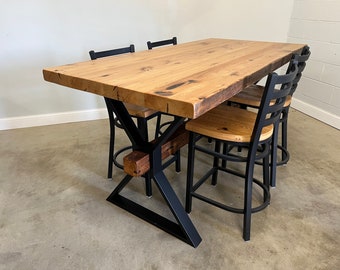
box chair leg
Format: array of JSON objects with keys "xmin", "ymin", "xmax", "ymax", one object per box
[
  {"xmin": 144, "ymin": 172, "xmax": 152, "ymax": 197},
  {"xmin": 154, "ymin": 114, "xmax": 162, "ymax": 138},
  {"xmin": 243, "ymin": 165, "xmax": 254, "ymax": 241},
  {"xmin": 211, "ymin": 140, "xmax": 221, "ymax": 185},
  {"xmin": 154, "ymin": 114, "xmax": 181, "ymax": 172},
  {"xmin": 281, "ymin": 108, "xmax": 289, "ymax": 163},
  {"xmin": 270, "ymin": 123, "xmax": 279, "ymax": 187},
  {"xmin": 185, "ymin": 132, "xmax": 196, "ymax": 213},
  {"xmin": 175, "ymin": 150, "xmax": 181, "ymax": 172},
  {"xmin": 137, "ymin": 118, "xmax": 152, "ymax": 197},
  {"xmin": 221, "ymin": 142, "xmax": 228, "ymax": 168},
  {"xmin": 262, "ymin": 149, "xmax": 270, "ymax": 202}
]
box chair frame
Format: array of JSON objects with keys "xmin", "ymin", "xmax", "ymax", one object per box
[
  {"xmin": 276, "ymin": 46, "xmax": 310, "ymax": 161},
  {"xmin": 229, "ymin": 47, "xmax": 311, "ymax": 185},
  {"xmin": 89, "ymin": 44, "xmax": 162, "ymax": 197},
  {"xmin": 186, "ymin": 59, "xmax": 299, "ymax": 241},
  {"xmin": 146, "ymin": 36, "xmax": 182, "ymax": 174}
]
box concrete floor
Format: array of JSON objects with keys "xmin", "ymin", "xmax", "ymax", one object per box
[{"xmin": 0, "ymin": 109, "xmax": 339, "ymax": 270}]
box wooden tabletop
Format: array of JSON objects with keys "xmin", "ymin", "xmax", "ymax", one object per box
[{"xmin": 43, "ymin": 38, "xmax": 305, "ymax": 119}]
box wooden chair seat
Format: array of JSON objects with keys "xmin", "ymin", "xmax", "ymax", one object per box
[
  {"xmin": 229, "ymin": 85, "xmax": 292, "ymax": 108},
  {"xmin": 185, "ymin": 104, "xmax": 273, "ymax": 143},
  {"xmin": 125, "ymin": 103, "xmax": 158, "ymax": 118}
]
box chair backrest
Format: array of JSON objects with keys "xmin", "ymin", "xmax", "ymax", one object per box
[
  {"xmin": 89, "ymin": 44, "xmax": 135, "ymax": 60},
  {"xmin": 147, "ymin": 37, "xmax": 177, "ymax": 50},
  {"xmin": 285, "ymin": 46, "xmax": 311, "ymax": 96},
  {"xmin": 251, "ymin": 59, "xmax": 299, "ymax": 147}
]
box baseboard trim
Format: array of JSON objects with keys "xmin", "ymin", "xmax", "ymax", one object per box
[
  {"xmin": 291, "ymin": 98, "xmax": 340, "ymax": 130},
  {"xmin": 0, "ymin": 108, "xmax": 108, "ymax": 131}
]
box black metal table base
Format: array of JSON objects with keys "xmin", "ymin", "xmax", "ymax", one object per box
[{"xmin": 106, "ymin": 99, "xmax": 202, "ymax": 248}]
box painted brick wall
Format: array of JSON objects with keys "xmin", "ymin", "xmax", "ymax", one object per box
[{"xmin": 288, "ymin": 0, "xmax": 340, "ymax": 128}]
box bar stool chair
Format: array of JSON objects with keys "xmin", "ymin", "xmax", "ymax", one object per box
[
  {"xmin": 89, "ymin": 44, "xmax": 161, "ymax": 196},
  {"xmin": 146, "ymin": 37, "xmax": 178, "ymax": 136},
  {"xmin": 146, "ymin": 37, "xmax": 182, "ymax": 173},
  {"xmin": 185, "ymin": 60, "xmax": 299, "ymax": 241},
  {"xmin": 228, "ymin": 46, "xmax": 311, "ymax": 183}
]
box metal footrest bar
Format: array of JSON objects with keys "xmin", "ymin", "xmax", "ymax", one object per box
[
  {"xmin": 253, "ymin": 144, "xmax": 290, "ymax": 167},
  {"xmin": 276, "ymin": 145, "xmax": 290, "ymax": 166},
  {"xmin": 191, "ymin": 172, "xmax": 270, "ymax": 214},
  {"xmin": 113, "ymin": 145, "xmax": 132, "ymax": 169}
]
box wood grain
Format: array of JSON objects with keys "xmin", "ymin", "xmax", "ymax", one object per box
[
  {"xmin": 123, "ymin": 124, "xmax": 189, "ymax": 176},
  {"xmin": 43, "ymin": 38, "xmax": 305, "ymax": 119},
  {"xmin": 185, "ymin": 104, "xmax": 273, "ymax": 142}
]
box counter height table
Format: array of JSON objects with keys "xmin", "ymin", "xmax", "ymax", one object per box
[{"xmin": 43, "ymin": 38, "xmax": 305, "ymax": 247}]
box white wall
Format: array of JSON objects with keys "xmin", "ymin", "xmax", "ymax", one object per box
[
  {"xmin": 288, "ymin": 0, "xmax": 340, "ymax": 129},
  {"xmin": 1, "ymin": 0, "xmax": 295, "ymax": 129}
]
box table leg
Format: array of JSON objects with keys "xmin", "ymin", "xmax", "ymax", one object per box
[{"xmin": 106, "ymin": 99, "xmax": 202, "ymax": 248}]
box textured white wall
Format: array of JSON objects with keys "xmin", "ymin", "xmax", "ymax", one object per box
[
  {"xmin": 288, "ymin": 0, "xmax": 340, "ymax": 128},
  {"xmin": 0, "ymin": 0, "xmax": 295, "ymax": 129}
]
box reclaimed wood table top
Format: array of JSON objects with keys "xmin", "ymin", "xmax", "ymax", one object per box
[{"xmin": 43, "ymin": 38, "xmax": 305, "ymax": 119}]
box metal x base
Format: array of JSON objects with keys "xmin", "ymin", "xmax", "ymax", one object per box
[{"xmin": 105, "ymin": 99, "xmax": 202, "ymax": 248}]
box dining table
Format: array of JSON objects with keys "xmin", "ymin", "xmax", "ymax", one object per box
[{"xmin": 43, "ymin": 38, "xmax": 305, "ymax": 247}]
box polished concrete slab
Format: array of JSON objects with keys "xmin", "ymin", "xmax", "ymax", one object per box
[{"xmin": 0, "ymin": 109, "xmax": 339, "ymax": 269}]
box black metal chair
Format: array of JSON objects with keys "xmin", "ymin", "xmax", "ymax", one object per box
[
  {"xmin": 146, "ymin": 37, "xmax": 178, "ymax": 133},
  {"xmin": 185, "ymin": 59, "xmax": 299, "ymax": 241},
  {"xmin": 228, "ymin": 46, "xmax": 311, "ymax": 186},
  {"xmin": 89, "ymin": 44, "xmax": 161, "ymax": 196},
  {"xmin": 146, "ymin": 37, "xmax": 182, "ymax": 173}
]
